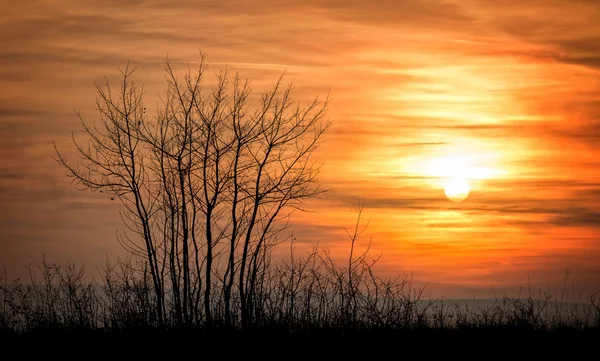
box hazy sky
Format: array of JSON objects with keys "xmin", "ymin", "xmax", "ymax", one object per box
[{"xmin": 1, "ymin": 0, "xmax": 599, "ymax": 298}]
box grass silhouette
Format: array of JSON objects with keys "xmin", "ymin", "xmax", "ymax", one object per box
[{"xmin": 1, "ymin": 245, "xmax": 598, "ymax": 354}]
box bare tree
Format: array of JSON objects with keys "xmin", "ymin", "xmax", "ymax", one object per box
[{"xmin": 54, "ymin": 53, "xmax": 331, "ymax": 329}]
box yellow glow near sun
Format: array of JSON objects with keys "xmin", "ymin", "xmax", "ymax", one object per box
[
  {"xmin": 417, "ymin": 153, "xmax": 505, "ymax": 202},
  {"xmin": 424, "ymin": 155, "xmax": 501, "ymax": 180}
]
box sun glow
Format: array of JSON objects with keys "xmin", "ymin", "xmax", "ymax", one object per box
[
  {"xmin": 424, "ymin": 155, "xmax": 502, "ymax": 180},
  {"xmin": 416, "ymin": 153, "xmax": 504, "ymax": 201},
  {"xmin": 444, "ymin": 178, "xmax": 470, "ymax": 202}
]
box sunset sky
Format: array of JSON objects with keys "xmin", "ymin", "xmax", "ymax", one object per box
[{"xmin": 1, "ymin": 0, "xmax": 599, "ymax": 299}]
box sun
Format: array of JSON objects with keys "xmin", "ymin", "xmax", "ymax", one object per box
[{"xmin": 444, "ymin": 178, "xmax": 470, "ymax": 202}]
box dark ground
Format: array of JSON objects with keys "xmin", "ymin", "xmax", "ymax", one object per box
[{"xmin": 1, "ymin": 327, "xmax": 598, "ymax": 358}]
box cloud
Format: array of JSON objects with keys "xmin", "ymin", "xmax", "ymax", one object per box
[
  {"xmin": 481, "ymin": 1, "xmax": 600, "ymax": 70},
  {"xmin": 395, "ymin": 142, "xmax": 450, "ymax": 147},
  {"xmin": 551, "ymin": 38, "xmax": 600, "ymax": 69},
  {"xmin": 317, "ymin": 177, "xmax": 600, "ymax": 233},
  {"xmin": 306, "ymin": 0, "xmax": 475, "ymax": 28}
]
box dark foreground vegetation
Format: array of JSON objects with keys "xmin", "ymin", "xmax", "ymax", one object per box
[{"xmin": 1, "ymin": 247, "xmax": 598, "ymax": 355}]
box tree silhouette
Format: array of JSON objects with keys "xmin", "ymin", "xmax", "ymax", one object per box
[{"xmin": 54, "ymin": 53, "xmax": 331, "ymax": 328}]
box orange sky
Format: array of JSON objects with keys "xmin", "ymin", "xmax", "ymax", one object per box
[{"xmin": 1, "ymin": 0, "xmax": 599, "ymax": 299}]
